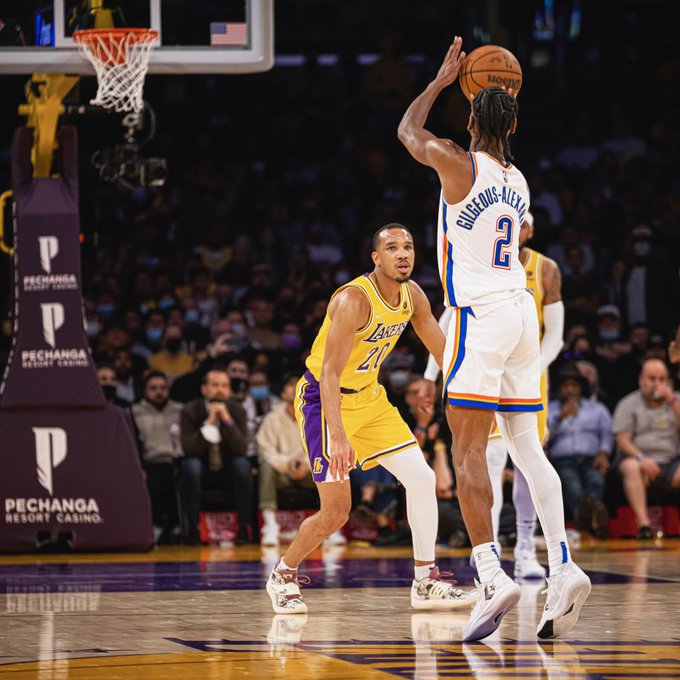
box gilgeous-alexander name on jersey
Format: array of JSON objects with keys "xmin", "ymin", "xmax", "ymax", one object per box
[{"xmin": 437, "ymin": 150, "xmax": 530, "ymax": 310}]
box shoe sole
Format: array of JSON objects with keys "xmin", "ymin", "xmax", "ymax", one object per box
[
  {"xmin": 266, "ymin": 577, "xmax": 308, "ymax": 615},
  {"xmin": 411, "ymin": 594, "xmax": 477, "ymax": 610},
  {"xmin": 462, "ymin": 584, "xmax": 521, "ymax": 642},
  {"xmin": 537, "ymin": 575, "xmax": 591, "ymax": 639}
]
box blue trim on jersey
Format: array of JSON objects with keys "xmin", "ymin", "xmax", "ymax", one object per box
[
  {"xmin": 448, "ymin": 397, "xmax": 498, "ymax": 410},
  {"xmin": 441, "ymin": 201, "xmax": 457, "ymax": 306},
  {"xmin": 443, "ymin": 306, "xmax": 470, "ymax": 397},
  {"xmin": 468, "ymin": 151, "xmax": 476, "ymax": 183},
  {"xmin": 497, "ymin": 403, "xmax": 544, "ymax": 413}
]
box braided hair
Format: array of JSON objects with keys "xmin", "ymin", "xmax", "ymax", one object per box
[{"xmin": 471, "ymin": 86, "xmax": 518, "ymax": 163}]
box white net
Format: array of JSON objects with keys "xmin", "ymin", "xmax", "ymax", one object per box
[{"xmin": 73, "ymin": 29, "xmax": 158, "ymax": 114}]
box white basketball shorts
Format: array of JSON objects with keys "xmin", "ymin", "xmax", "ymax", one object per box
[{"xmin": 442, "ymin": 291, "xmax": 542, "ymax": 412}]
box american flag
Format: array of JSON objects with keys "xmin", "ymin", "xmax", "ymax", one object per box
[{"xmin": 210, "ymin": 22, "xmax": 248, "ymax": 47}]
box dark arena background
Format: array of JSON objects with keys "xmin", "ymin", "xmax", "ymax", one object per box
[{"xmin": 0, "ymin": 0, "xmax": 679, "ymax": 677}]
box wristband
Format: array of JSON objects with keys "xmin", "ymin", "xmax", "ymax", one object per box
[
  {"xmin": 414, "ymin": 425, "xmax": 427, "ymax": 433},
  {"xmin": 635, "ymin": 453, "xmax": 644, "ymax": 462}
]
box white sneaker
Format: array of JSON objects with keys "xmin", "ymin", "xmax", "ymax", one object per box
[
  {"xmin": 323, "ymin": 530, "xmax": 347, "ymax": 546},
  {"xmin": 514, "ymin": 545, "xmax": 546, "ymax": 580},
  {"xmin": 266, "ymin": 566, "xmax": 310, "ymax": 614},
  {"xmin": 537, "ymin": 561, "xmax": 591, "ymax": 639},
  {"xmin": 411, "ymin": 566, "xmax": 477, "ymax": 610},
  {"xmin": 261, "ymin": 522, "xmax": 280, "ymax": 547},
  {"xmin": 462, "ymin": 569, "xmax": 521, "ymax": 642}
]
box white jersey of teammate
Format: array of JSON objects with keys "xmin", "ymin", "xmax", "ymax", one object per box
[{"xmin": 437, "ymin": 151, "xmax": 530, "ymax": 311}]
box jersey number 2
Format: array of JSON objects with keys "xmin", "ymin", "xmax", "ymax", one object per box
[{"xmin": 492, "ymin": 216, "xmax": 514, "ymax": 269}]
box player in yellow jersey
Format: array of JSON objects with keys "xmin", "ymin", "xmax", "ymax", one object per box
[
  {"xmin": 424, "ymin": 212, "xmax": 564, "ymax": 580},
  {"xmin": 266, "ymin": 224, "xmax": 476, "ymax": 614}
]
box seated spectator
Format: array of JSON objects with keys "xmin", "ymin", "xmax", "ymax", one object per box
[
  {"xmin": 113, "ymin": 347, "xmax": 145, "ymax": 404},
  {"xmin": 256, "ymin": 374, "xmax": 316, "ymax": 546},
  {"xmin": 547, "ymin": 365, "xmax": 613, "ymax": 538},
  {"xmin": 612, "ymin": 359, "xmax": 680, "ymax": 539},
  {"xmin": 148, "ymin": 324, "xmax": 194, "ymax": 382},
  {"xmin": 246, "ymin": 297, "xmax": 280, "ymax": 351},
  {"xmin": 131, "ymin": 372, "xmax": 183, "ymax": 544},
  {"xmin": 96, "ymin": 363, "xmax": 131, "ymax": 408},
  {"xmin": 242, "ymin": 369, "xmax": 279, "ymax": 459},
  {"xmin": 179, "ymin": 369, "xmax": 253, "ymax": 544}
]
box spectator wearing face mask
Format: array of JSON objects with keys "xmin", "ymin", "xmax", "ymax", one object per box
[
  {"xmin": 613, "ymin": 225, "xmax": 680, "ymax": 336},
  {"xmin": 139, "ymin": 311, "xmax": 166, "ymax": 359},
  {"xmin": 96, "ymin": 363, "xmax": 131, "ymax": 408},
  {"xmin": 148, "ymin": 324, "xmax": 194, "ymax": 382},
  {"xmin": 230, "ymin": 362, "xmax": 278, "ymax": 459}
]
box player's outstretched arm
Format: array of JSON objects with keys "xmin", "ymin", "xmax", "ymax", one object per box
[
  {"xmin": 408, "ymin": 281, "xmax": 446, "ymax": 370},
  {"xmin": 539, "ymin": 257, "xmax": 565, "ymax": 374},
  {"xmin": 397, "ymin": 36, "xmax": 467, "ymax": 170},
  {"xmin": 320, "ymin": 287, "xmax": 370, "ymax": 481}
]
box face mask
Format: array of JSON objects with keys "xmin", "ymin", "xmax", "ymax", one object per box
[
  {"xmin": 280, "ymin": 333, "xmax": 302, "ymax": 351},
  {"xmin": 146, "ymin": 327, "xmax": 163, "ymax": 343},
  {"xmin": 101, "ymin": 384, "xmax": 117, "ymax": 401},
  {"xmin": 230, "ymin": 377, "xmax": 248, "ymax": 394},
  {"xmin": 97, "ymin": 303, "xmax": 116, "ymax": 317},
  {"xmin": 184, "ymin": 309, "xmax": 200, "ymax": 324},
  {"xmin": 599, "ymin": 328, "xmax": 619, "ymax": 342},
  {"xmin": 389, "ymin": 370, "xmax": 410, "ymax": 389},
  {"xmin": 158, "ymin": 298, "xmax": 175, "ymax": 311},
  {"xmin": 165, "ymin": 338, "xmax": 182, "ymax": 353},
  {"xmin": 633, "ymin": 241, "xmax": 651, "ymax": 258},
  {"xmin": 231, "ymin": 322, "xmax": 246, "ymax": 336},
  {"xmin": 86, "ymin": 320, "xmax": 100, "ymax": 337},
  {"xmin": 250, "ymin": 386, "xmax": 270, "ymax": 401}
]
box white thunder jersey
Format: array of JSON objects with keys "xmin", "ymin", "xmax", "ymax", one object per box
[{"xmin": 437, "ymin": 151, "xmax": 530, "ymax": 310}]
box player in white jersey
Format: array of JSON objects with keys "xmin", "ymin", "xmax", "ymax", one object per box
[{"xmin": 398, "ymin": 36, "xmax": 590, "ymax": 641}]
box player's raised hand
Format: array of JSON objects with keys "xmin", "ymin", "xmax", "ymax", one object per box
[
  {"xmin": 433, "ymin": 36, "xmax": 466, "ymax": 87},
  {"xmin": 329, "ymin": 434, "xmax": 355, "ymax": 482}
]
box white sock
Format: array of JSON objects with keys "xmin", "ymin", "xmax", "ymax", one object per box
[
  {"xmin": 277, "ymin": 558, "xmax": 295, "ymax": 572},
  {"xmin": 414, "ymin": 563, "xmax": 435, "ymax": 581},
  {"xmin": 496, "ymin": 412, "xmax": 569, "ymax": 555},
  {"xmin": 379, "ymin": 447, "xmax": 437, "ymax": 563},
  {"xmin": 547, "ymin": 537, "xmax": 571, "ymax": 573},
  {"xmin": 513, "ymin": 467, "xmax": 537, "ymax": 550},
  {"xmin": 472, "ymin": 542, "xmax": 501, "ymax": 582},
  {"xmin": 263, "ymin": 509, "xmax": 278, "ymax": 526},
  {"xmin": 486, "ymin": 438, "xmax": 508, "ymax": 546}
]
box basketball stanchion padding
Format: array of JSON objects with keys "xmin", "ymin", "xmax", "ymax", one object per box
[{"xmin": 73, "ymin": 28, "xmax": 159, "ymax": 113}]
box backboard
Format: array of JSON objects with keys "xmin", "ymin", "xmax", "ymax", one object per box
[{"xmin": 0, "ymin": 0, "xmax": 273, "ymax": 74}]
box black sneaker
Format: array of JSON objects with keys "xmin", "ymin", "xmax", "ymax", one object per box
[{"xmin": 636, "ymin": 525, "xmax": 653, "ymax": 540}]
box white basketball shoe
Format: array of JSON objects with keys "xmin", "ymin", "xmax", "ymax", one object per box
[
  {"xmin": 462, "ymin": 569, "xmax": 522, "ymax": 641},
  {"xmin": 411, "ymin": 566, "xmax": 477, "ymax": 609},
  {"xmin": 537, "ymin": 561, "xmax": 591, "ymax": 639},
  {"xmin": 266, "ymin": 566, "xmax": 310, "ymax": 614}
]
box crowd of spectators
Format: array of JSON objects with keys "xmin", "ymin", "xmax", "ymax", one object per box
[{"xmin": 0, "ymin": 2, "xmax": 678, "ymax": 544}]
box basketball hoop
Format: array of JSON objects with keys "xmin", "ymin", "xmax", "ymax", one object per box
[{"xmin": 73, "ymin": 28, "xmax": 159, "ymax": 113}]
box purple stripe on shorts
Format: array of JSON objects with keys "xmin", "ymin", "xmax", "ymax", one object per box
[{"xmin": 301, "ymin": 371, "xmax": 329, "ymax": 482}]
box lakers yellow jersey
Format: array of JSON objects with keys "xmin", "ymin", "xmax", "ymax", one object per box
[
  {"xmin": 306, "ymin": 274, "xmax": 413, "ymax": 391},
  {"xmin": 523, "ymin": 247, "xmax": 545, "ymax": 339}
]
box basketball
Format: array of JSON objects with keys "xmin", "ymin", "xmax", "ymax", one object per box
[{"xmin": 459, "ymin": 45, "xmax": 522, "ymax": 100}]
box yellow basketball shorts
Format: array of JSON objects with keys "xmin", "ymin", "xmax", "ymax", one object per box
[{"xmin": 295, "ymin": 370, "xmax": 417, "ymax": 483}]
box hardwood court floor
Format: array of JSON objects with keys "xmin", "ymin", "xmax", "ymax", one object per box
[{"xmin": 0, "ymin": 539, "xmax": 679, "ymax": 678}]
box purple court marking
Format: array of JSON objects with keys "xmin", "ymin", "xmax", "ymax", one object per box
[{"xmin": 0, "ymin": 557, "xmax": 671, "ymax": 593}]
